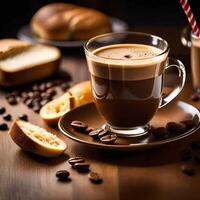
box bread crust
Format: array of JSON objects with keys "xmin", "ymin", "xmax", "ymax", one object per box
[
  {"xmin": 31, "ymin": 3, "xmax": 111, "ymax": 40},
  {"xmin": 0, "ymin": 39, "xmax": 61, "ymax": 86}
]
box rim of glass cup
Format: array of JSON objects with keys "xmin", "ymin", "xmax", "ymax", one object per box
[{"xmin": 84, "ymin": 31, "xmax": 169, "ymax": 61}]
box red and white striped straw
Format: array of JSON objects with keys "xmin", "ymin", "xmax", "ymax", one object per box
[{"xmin": 180, "ymin": 0, "xmax": 200, "ymax": 37}]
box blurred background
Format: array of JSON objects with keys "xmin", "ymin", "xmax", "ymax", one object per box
[{"xmin": 0, "ymin": 0, "xmax": 200, "ymax": 68}]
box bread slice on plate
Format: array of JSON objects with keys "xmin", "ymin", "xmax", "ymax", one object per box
[{"xmin": 0, "ymin": 39, "xmax": 61, "ymax": 86}]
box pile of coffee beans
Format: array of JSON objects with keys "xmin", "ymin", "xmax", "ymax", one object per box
[
  {"xmin": 180, "ymin": 140, "xmax": 200, "ymax": 176},
  {"xmin": 55, "ymin": 156, "xmax": 102, "ymax": 184},
  {"xmin": 70, "ymin": 120, "xmax": 117, "ymax": 144},
  {"xmin": 0, "ymin": 105, "xmax": 30, "ymax": 131},
  {"xmin": 4, "ymin": 78, "xmax": 70, "ymax": 113},
  {"xmin": 150, "ymin": 119, "xmax": 195, "ymax": 140}
]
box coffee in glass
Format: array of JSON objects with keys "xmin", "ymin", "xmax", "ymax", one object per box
[{"xmin": 85, "ymin": 32, "xmax": 186, "ymax": 137}]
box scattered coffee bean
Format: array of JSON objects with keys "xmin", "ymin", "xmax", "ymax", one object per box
[
  {"xmin": 46, "ymin": 88, "xmax": 56, "ymax": 96},
  {"xmin": 98, "ymin": 128, "xmax": 109, "ymax": 138},
  {"xmin": 88, "ymin": 172, "xmax": 103, "ymax": 184},
  {"xmin": 0, "ymin": 107, "xmax": 6, "ymax": 114},
  {"xmin": 85, "ymin": 127, "xmax": 95, "ymax": 134},
  {"xmin": 10, "ymin": 91, "xmax": 19, "ymax": 97},
  {"xmin": 181, "ymin": 164, "xmax": 196, "ymax": 176},
  {"xmin": 32, "ymin": 84, "xmax": 40, "ymax": 91},
  {"xmin": 25, "ymin": 99, "xmax": 33, "ymax": 108},
  {"xmin": 18, "ymin": 114, "xmax": 28, "ymax": 121},
  {"xmin": 3, "ymin": 114, "xmax": 12, "ymax": 121},
  {"xmin": 70, "ymin": 120, "xmax": 88, "ymax": 132},
  {"xmin": 56, "ymin": 170, "xmax": 70, "ymax": 181},
  {"xmin": 89, "ymin": 128, "xmax": 101, "ymax": 140},
  {"xmin": 39, "ymin": 83, "xmax": 46, "ymax": 92},
  {"xmin": 181, "ymin": 148, "xmax": 193, "ymax": 161},
  {"xmin": 27, "ymin": 92, "xmax": 35, "ymax": 98},
  {"xmin": 33, "ymin": 106, "xmax": 41, "ymax": 113},
  {"xmin": 0, "ymin": 123, "xmax": 8, "ymax": 131},
  {"xmin": 7, "ymin": 97, "xmax": 17, "ymax": 105},
  {"xmin": 151, "ymin": 127, "xmax": 169, "ymax": 139},
  {"xmin": 46, "ymin": 82, "xmax": 53, "ymax": 89},
  {"xmin": 180, "ymin": 119, "xmax": 195, "ymax": 130},
  {"xmin": 21, "ymin": 91, "xmax": 28, "ymax": 98},
  {"xmin": 100, "ymin": 133, "xmax": 117, "ymax": 144},
  {"xmin": 68, "ymin": 157, "xmax": 85, "ymax": 166},
  {"xmin": 33, "ymin": 91, "xmax": 40, "ymax": 98},
  {"xmin": 74, "ymin": 163, "xmax": 90, "ymax": 172},
  {"xmin": 166, "ymin": 122, "xmax": 186, "ymax": 134},
  {"xmin": 190, "ymin": 93, "xmax": 199, "ymax": 101},
  {"xmin": 40, "ymin": 99, "xmax": 50, "ymax": 106},
  {"xmin": 61, "ymin": 82, "xmax": 70, "ymax": 91}
]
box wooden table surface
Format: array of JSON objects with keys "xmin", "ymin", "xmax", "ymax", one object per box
[{"xmin": 1, "ymin": 26, "xmax": 200, "ymax": 200}]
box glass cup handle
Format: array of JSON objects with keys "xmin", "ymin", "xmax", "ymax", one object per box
[{"xmin": 159, "ymin": 58, "xmax": 186, "ymax": 108}]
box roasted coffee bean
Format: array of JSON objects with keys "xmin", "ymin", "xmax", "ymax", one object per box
[
  {"xmin": 190, "ymin": 93, "xmax": 199, "ymax": 101},
  {"xmin": 98, "ymin": 128, "xmax": 109, "ymax": 138},
  {"xmin": 89, "ymin": 128, "xmax": 101, "ymax": 140},
  {"xmin": 74, "ymin": 163, "xmax": 90, "ymax": 172},
  {"xmin": 46, "ymin": 88, "xmax": 56, "ymax": 96},
  {"xmin": 32, "ymin": 98, "xmax": 41, "ymax": 106},
  {"xmin": 7, "ymin": 97, "xmax": 17, "ymax": 105},
  {"xmin": 3, "ymin": 114, "xmax": 12, "ymax": 121},
  {"xmin": 32, "ymin": 84, "xmax": 40, "ymax": 91},
  {"xmin": 61, "ymin": 82, "xmax": 70, "ymax": 91},
  {"xmin": 25, "ymin": 99, "xmax": 33, "ymax": 108},
  {"xmin": 33, "ymin": 106, "xmax": 41, "ymax": 113},
  {"xmin": 181, "ymin": 164, "xmax": 196, "ymax": 176},
  {"xmin": 46, "ymin": 82, "xmax": 54, "ymax": 89},
  {"xmin": 11, "ymin": 91, "xmax": 19, "ymax": 97},
  {"xmin": 18, "ymin": 114, "xmax": 28, "ymax": 121},
  {"xmin": 39, "ymin": 84, "xmax": 46, "ymax": 92},
  {"xmin": 100, "ymin": 133, "xmax": 117, "ymax": 144},
  {"xmin": 0, "ymin": 123, "xmax": 8, "ymax": 131},
  {"xmin": 33, "ymin": 91, "xmax": 40, "ymax": 98},
  {"xmin": 151, "ymin": 127, "xmax": 169, "ymax": 139},
  {"xmin": 53, "ymin": 79, "xmax": 62, "ymax": 86},
  {"xmin": 68, "ymin": 157, "xmax": 85, "ymax": 166},
  {"xmin": 27, "ymin": 92, "xmax": 35, "ymax": 98},
  {"xmin": 181, "ymin": 148, "xmax": 193, "ymax": 161},
  {"xmin": 0, "ymin": 107, "xmax": 6, "ymax": 114},
  {"xmin": 166, "ymin": 122, "xmax": 186, "ymax": 134},
  {"xmin": 180, "ymin": 120, "xmax": 195, "ymax": 130},
  {"xmin": 56, "ymin": 170, "xmax": 70, "ymax": 181},
  {"xmin": 88, "ymin": 172, "xmax": 103, "ymax": 183},
  {"xmin": 70, "ymin": 120, "xmax": 88, "ymax": 132},
  {"xmin": 40, "ymin": 99, "xmax": 50, "ymax": 106},
  {"xmin": 85, "ymin": 127, "xmax": 95, "ymax": 134},
  {"xmin": 21, "ymin": 91, "xmax": 29, "ymax": 98}
]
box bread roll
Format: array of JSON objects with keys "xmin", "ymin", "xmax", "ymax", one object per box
[
  {"xmin": 0, "ymin": 39, "xmax": 61, "ymax": 86},
  {"xmin": 31, "ymin": 3, "xmax": 112, "ymax": 41}
]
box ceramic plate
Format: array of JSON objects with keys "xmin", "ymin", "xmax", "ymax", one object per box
[
  {"xmin": 58, "ymin": 101, "xmax": 200, "ymax": 151},
  {"xmin": 17, "ymin": 18, "xmax": 129, "ymax": 48}
]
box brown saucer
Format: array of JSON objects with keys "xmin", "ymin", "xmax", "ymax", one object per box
[{"xmin": 58, "ymin": 101, "xmax": 200, "ymax": 151}]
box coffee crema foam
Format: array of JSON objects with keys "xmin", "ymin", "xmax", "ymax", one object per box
[{"xmin": 86, "ymin": 44, "xmax": 168, "ymax": 80}]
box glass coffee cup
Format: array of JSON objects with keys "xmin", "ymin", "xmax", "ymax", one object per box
[{"xmin": 84, "ymin": 32, "xmax": 186, "ymax": 137}]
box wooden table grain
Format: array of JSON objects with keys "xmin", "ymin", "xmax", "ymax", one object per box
[{"xmin": 1, "ymin": 26, "xmax": 200, "ymax": 200}]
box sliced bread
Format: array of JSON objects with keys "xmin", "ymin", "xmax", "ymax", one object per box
[{"xmin": 0, "ymin": 39, "xmax": 61, "ymax": 86}]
